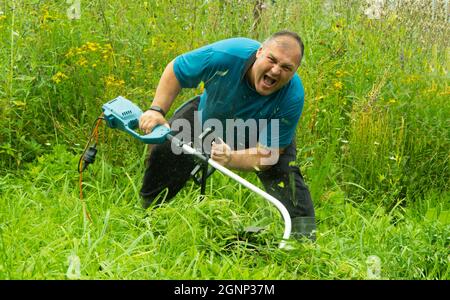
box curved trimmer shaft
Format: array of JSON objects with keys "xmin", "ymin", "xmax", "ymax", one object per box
[
  {"xmin": 102, "ymin": 96, "xmax": 292, "ymax": 248},
  {"xmin": 167, "ymin": 134, "xmax": 292, "ymax": 249}
]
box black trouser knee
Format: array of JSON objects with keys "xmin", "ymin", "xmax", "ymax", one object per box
[
  {"xmin": 257, "ymin": 142, "xmax": 315, "ymax": 219},
  {"xmin": 139, "ymin": 96, "xmax": 200, "ymax": 208}
]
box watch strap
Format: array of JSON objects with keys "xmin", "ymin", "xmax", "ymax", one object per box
[{"xmin": 148, "ymin": 105, "xmax": 166, "ymax": 117}]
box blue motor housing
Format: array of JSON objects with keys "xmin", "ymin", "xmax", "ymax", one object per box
[{"xmin": 102, "ymin": 96, "xmax": 171, "ymax": 144}]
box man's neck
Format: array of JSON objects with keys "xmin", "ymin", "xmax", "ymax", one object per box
[{"xmin": 245, "ymin": 67, "xmax": 256, "ymax": 90}]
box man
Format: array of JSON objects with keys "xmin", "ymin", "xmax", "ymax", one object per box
[{"xmin": 139, "ymin": 31, "xmax": 316, "ymax": 241}]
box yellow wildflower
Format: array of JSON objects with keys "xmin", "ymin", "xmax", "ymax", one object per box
[
  {"xmin": 425, "ymin": 82, "xmax": 437, "ymax": 93},
  {"xmin": 104, "ymin": 75, "xmax": 125, "ymax": 88},
  {"xmin": 331, "ymin": 19, "xmax": 346, "ymax": 33},
  {"xmin": 85, "ymin": 42, "xmax": 99, "ymax": 52},
  {"xmin": 336, "ymin": 70, "xmax": 345, "ymax": 78},
  {"xmin": 404, "ymin": 74, "xmax": 419, "ymax": 84},
  {"xmin": 76, "ymin": 56, "xmax": 88, "ymax": 67},
  {"xmin": 314, "ymin": 95, "xmax": 324, "ymax": 101},
  {"xmin": 65, "ymin": 47, "xmax": 78, "ymax": 58},
  {"xmin": 52, "ymin": 72, "xmax": 68, "ymax": 84},
  {"xmin": 119, "ymin": 57, "xmax": 130, "ymax": 64},
  {"xmin": 334, "ymin": 81, "xmax": 343, "ymax": 90},
  {"xmin": 439, "ymin": 86, "xmax": 450, "ymax": 96},
  {"xmin": 66, "ymin": 42, "xmax": 107, "ymax": 59},
  {"xmin": 40, "ymin": 8, "xmax": 57, "ymax": 27}
]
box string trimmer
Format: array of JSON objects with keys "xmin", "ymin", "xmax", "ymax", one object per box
[{"xmin": 80, "ymin": 96, "xmax": 292, "ymax": 249}]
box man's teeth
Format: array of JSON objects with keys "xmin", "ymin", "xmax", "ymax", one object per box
[{"xmin": 263, "ymin": 75, "xmax": 276, "ymax": 85}]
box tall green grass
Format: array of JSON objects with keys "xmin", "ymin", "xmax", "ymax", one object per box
[{"xmin": 0, "ymin": 145, "xmax": 448, "ymax": 279}]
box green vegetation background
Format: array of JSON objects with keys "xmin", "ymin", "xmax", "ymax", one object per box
[{"xmin": 0, "ymin": 0, "xmax": 448, "ymax": 279}]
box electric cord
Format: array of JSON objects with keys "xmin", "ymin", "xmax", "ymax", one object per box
[
  {"xmin": 77, "ymin": 114, "xmax": 104, "ymax": 223},
  {"xmin": 78, "ymin": 116, "xmax": 104, "ymax": 173}
]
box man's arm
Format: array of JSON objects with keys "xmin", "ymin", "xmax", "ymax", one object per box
[
  {"xmin": 139, "ymin": 59, "xmax": 181, "ymax": 133},
  {"xmin": 211, "ymin": 139, "xmax": 281, "ymax": 171}
]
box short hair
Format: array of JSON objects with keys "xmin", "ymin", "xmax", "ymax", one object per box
[{"xmin": 264, "ymin": 30, "xmax": 304, "ymax": 63}]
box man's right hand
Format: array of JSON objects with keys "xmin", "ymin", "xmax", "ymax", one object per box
[
  {"xmin": 139, "ymin": 59, "xmax": 181, "ymax": 134},
  {"xmin": 139, "ymin": 110, "xmax": 170, "ymax": 134}
]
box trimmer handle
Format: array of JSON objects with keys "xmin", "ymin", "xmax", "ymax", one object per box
[{"xmin": 102, "ymin": 96, "xmax": 172, "ymax": 144}]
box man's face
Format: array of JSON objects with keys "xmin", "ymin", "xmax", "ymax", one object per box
[{"xmin": 248, "ymin": 37, "xmax": 301, "ymax": 96}]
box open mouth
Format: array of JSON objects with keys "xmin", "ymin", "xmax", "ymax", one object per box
[{"xmin": 263, "ymin": 74, "xmax": 277, "ymax": 87}]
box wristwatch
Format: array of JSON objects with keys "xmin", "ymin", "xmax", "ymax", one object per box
[{"xmin": 148, "ymin": 105, "xmax": 166, "ymax": 117}]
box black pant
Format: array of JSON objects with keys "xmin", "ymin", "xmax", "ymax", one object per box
[{"xmin": 140, "ymin": 96, "xmax": 315, "ymax": 219}]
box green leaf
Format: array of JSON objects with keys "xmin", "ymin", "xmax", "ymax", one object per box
[
  {"xmin": 12, "ymin": 100, "xmax": 26, "ymax": 107},
  {"xmin": 438, "ymin": 210, "xmax": 450, "ymax": 225},
  {"xmin": 425, "ymin": 208, "xmax": 438, "ymax": 222},
  {"xmin": 15, "ymin": 75, "xmax": 36, "ymax": 81}
]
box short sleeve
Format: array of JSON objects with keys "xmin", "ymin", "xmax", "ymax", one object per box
[{"xmin": 173, "ymin": 45, "xmax": 213, "ymax": 88}]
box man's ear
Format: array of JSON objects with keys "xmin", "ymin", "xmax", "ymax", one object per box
[{"xmin": 256, "ymin": 46, "xmax": 264, "ymax": 58}]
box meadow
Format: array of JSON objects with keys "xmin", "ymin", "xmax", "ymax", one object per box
[{"xmin": 0, "ymin": 0, "xmax": 448, "ymax": 279}]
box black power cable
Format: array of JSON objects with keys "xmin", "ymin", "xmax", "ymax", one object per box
[{"xmin": 78, "ymin": 117, "xmax": 104, "ymax": 173}]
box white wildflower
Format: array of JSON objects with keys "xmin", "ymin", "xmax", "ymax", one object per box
[
  {"xmin": 66, "ymin": 253, "xmax": 81, "ymax": 279},
  {"xmin": 366, "ymin": 255, "xmax": 382, "ymax": 279}
]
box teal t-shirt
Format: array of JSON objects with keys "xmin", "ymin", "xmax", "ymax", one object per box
[{"xmin": 173, "ymin": 37, "xmax": 304, "ymax": 149}]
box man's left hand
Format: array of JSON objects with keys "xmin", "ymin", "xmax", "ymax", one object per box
[{"xmin": 211, "ymin": 137, "xmax": 232, "ymax": 167}]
